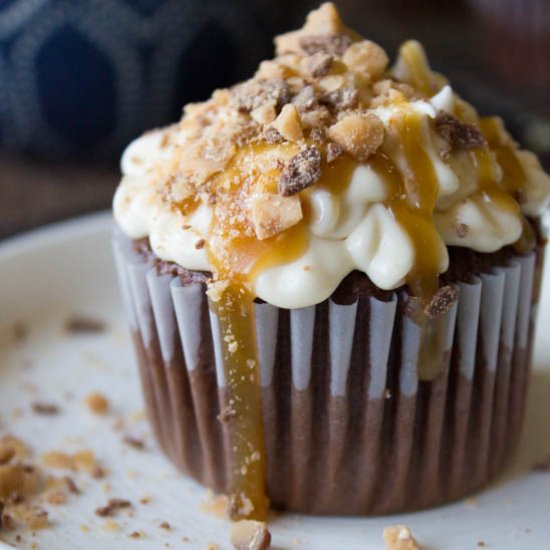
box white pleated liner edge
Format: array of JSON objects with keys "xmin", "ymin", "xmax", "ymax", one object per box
[{"xmin": 112, "ymin": 233, "xmax": 535, "ymax": 397}]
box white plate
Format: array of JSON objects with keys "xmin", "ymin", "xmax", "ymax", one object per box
[{"xmin": 0, "ymin": 212, "xmax": 549, "ymax": 550}]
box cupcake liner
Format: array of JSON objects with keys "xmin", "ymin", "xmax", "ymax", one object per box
[{"xmin": 113, "ymin": 231, "xmax": 538, "ymax": 515}]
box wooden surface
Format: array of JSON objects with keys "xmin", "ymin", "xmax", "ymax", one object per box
[{"xmin": 0, "ymin": 155, "xmax": 118, "ymax": 239}]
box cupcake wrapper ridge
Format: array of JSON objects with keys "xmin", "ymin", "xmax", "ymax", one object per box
[{"xmin": 113, "ymin": 230, "xmax": 537, "ymax": 515}]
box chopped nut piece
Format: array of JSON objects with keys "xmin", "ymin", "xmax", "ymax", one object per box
[
  {"xmin": 320, "ymin": 86, "xmax": 358, "ymax": 110},
  {"xmin": 251, "ymin": 104, "xmax": 277, "ymax": 125},
  {"xmin": 327, "ymin": 113, "xmax": 384, "ymax": 160},
  {"xmin": 342, "ymin": 40, "xmax": 388, "ymax": 78},
  {"xmin": 31, "ymin": 403, "xmax": 59, "ymax": 415},
  {"xmin": 231, "ymin": 78, "xmax": 291, "ymax": 114},
  {"xmin": 0, "ymin": 447, "xmax": 15, "ymax": 467},
  {"xmin": 0, "ymin": 464, "xmax": 40, "ymax": 500},
  {"xmin": 85, "ymin": 393, "xmax": 110, "ymax": 415},
  {"xmin": 300, "ymin": 107, "xmax": 330, "ymax": 129},
  {"xmin": 326, "ymin": 142, "xmax": 343, "ymax": 163},
  {"xmin": 434, "ymin": 111, "xmax": 486, "ymax": 151},
  {"xmin": 206, "ymin": 280, "xmax": 230, "ymax": 303},
  {"xmin": 318, "ymin": 74, "xmax": 345, "ymax": 93},
  {"xmin": 299, "ymin": 33, "xmax": 352, "ymax": 56},
  {"xmin": 304, "ymin": 52, "xmax": 334, "ymax": 77},
  {"xmin": 200, "ymin": 494, "xmax": 230, "ymax": 519},
  {"xmin": 250, "ymin": 192, "xmax": 303, "ymax": 240},
  {"xmin": 160, "ymin": 521, "xmax": 171, "ymax": 530},
  {"xmin": 423, "ymin": 285, "xmax": 459, "ymax": 319},
  {"xmin": 255, "ymin": 60, "xmax": 286, "ymax": 80},
  {"xmin": 279, "ymin": 145, "xmax": 322, "ymax": 197},
  {"xmin": 231, "ymin": 520, "xmax": 271, "ymax": 550},
  {"xmin": 42, "ymin": 450, "xmax": 102, "ymax": 477},
  {"xmin": 45, "ymin": 490, "xmax": 67, "ymax": 506},
  {"xmin": 272, "ymin": 104, "xmax": 303, "ymax": 142},
  {"xmin": 95, "ymin": 498, "xmax": 132, "ymax": 517},
  {"xmin": 20, "ymin": 508, "xmax": 49, "ymax": 530},
  {"xmin": 383, "ymin": 525, "xmax": 420, "ymax": 550}
]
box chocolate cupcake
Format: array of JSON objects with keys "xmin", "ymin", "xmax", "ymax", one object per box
[{"xmin": 112, "ymin": 3, "xmax": 550, "ymax": 519}]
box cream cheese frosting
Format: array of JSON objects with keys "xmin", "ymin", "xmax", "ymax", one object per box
[{"xmin": 113, "ymin": 4, "xmax": 550, "ymax": 309}]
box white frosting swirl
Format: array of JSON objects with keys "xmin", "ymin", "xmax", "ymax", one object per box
[{"xmin": 114, "ymin": 86, "xmax": 550, "ymax": 308}]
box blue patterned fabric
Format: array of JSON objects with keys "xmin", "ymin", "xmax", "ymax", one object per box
[{"xmin": 0, "ymin": 0, "xmax": 287, "ymax": 159}]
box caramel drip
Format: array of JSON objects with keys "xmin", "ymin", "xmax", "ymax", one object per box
[
  {"xmin": 211, "ymin": 283, "xmax": 269, "ymax": 520},
  {"xmin": 479, "ymin": 117, "xmax": 527, "ymax": 195},
  {"xmin": 370, "ymin": 113, "xmax": 448, "ymax": 380},
  {"xmin": 372, "ymin": 113, "xmax": 442, "ymax": 300},
  {"xmin": 475, "ymin": 117, "xmax": 533, "ymax": 252},
  {"xmin": 207, "ymin": 146, "xmax": 304, "ymax": 520}
]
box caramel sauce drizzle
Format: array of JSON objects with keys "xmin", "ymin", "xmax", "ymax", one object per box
[
  {"xmin": 204, "ymin": 145, "xmax": 308, "ymax": 520},
  {"xmin": 370, "ymin": 113, "xmax": 449, "ymax": 380},
  {"xmin": 477, "ymin": 117, "xmax": 534, "ymax": 253}
]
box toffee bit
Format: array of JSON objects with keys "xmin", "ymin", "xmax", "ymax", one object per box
[
  {"xmin": 304, "ymin": 52, "xmax": 334, "ymax": 78},
  {"xmin": 231, "ymin": 519, "xmax": 272, "ymax": 550},
  {"xmin": 298, "ymin": 33, "xmax": 352, "ymax": 56},
  {"xmin": 0, "ymin": 447, "xmax": 15, "ymax": 466},
  {"xmin": 326, "ymin": 142, "xmax": 343, "ymax": 163},
  {"xmin": 434, "ymin": 111, "xmax": 486, "ymax": 151},
  {"xmin": 455, "ymin": 223, "xmax": 469, "ymax": 238},
  {"xmin": 64, "ymin": 316, "xmax": 106, "ymax": 334},
  {"xmin": 231, "ymin": 78, "xmax": 291, "ymax": 114},
  {"xmin": 423, "ymin": 285, "xmax": 459, "ymax": 319},
  {"xmin": 327, "ymin": 113, "xmax": 384, "ymax": 161},
  {"xmin": 95, "ymin": 498, "xmax": 132, "ymax": 517},
  {"xmin": 320, "ymin": 86, "xmax": 358, "ymax": 110},
  {"xmin": 160, "ymin": 521, "xmax": 171, "ymax": 530},
  {"xmin": 291, "ymin": 85, "xmax": 318, "ymax": 112},
  {"xmin": 91, "ymin": 465, "xmax": 106, "ymax": 479},
  {"xmin": 63, "ymin": 476, "xmax": 80, "ymax": 495},
  {"xmin": 31, "ymin": 402, "xmax": 59, "ymax": 415},
  {"xmin": 122, "ymin": 436, "xmax": 145, "ymax": 450},
  {"xmin": 309, "ymin": 127, "xmax": 325, "ymax": 143},
  {"xmin": 85, "ymin": 392, "xmax": 110, "ymax": 415},
  {"xmin": 383, "ymin": 525, "xmax": 420, "ymax": 550},
  {"xmin": 260, "ymin": 127, "xmax": 284, "ymax": 144},
  {"xmin": 279, "ymin": 145, "xmax": 322, "ymax": 196},
  {"xmin": 194, "ymin": 239, "xmax": 206, "ymax": 250}
]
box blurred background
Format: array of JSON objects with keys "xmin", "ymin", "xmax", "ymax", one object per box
[{"xmin": 1, "ymin": 0, "xmax": 549, "ymax": 238}]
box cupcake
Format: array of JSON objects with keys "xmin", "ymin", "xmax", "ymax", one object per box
[{"xmin": 112, "ymin": 3, "xmax": 550, "ymax": 519}]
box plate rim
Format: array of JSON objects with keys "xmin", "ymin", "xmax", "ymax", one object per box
[{"xmin": 0, "ymin": 211, "xmax": 111, "ymax": 260}]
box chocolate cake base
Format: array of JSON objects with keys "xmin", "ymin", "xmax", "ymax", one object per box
[{"xmin": 114, "ymin": 232, "xmax": 543, "ymax": 515}]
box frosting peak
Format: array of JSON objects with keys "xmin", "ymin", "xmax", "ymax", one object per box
[{"xmin": 114, "ymin": 2, "xmax": 550, "ymax": 308}]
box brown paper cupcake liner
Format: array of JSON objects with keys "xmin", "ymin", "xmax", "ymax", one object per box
[{"xmin": 113, "ymin": 231, "xmax": 538, "ymax": 515}]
